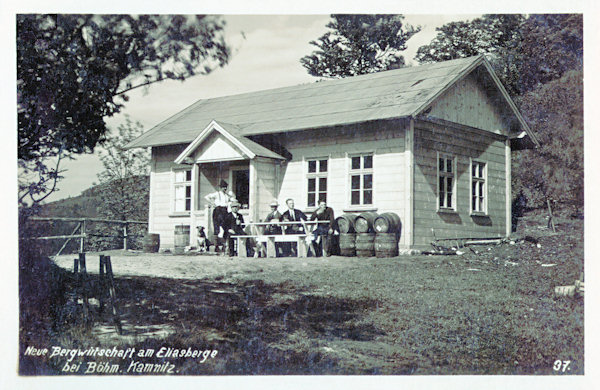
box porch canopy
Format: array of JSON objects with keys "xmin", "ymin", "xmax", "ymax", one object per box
[
  {"xmin": 175, "ymin": 120, "xmax": 285, "ymax": 223},
  {"xmin": 174, "ymin": 120, "xmax": 284, "ymax": 164}
]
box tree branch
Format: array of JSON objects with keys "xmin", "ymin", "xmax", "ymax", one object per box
[{"xmin": 114, "ymin": 76, "xmax": 168, "ymax": 96}]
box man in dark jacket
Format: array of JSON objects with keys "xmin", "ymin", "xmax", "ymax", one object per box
[
  {"xmin": 224, "ymin": 200, "xmax": 246, "ymax": 256},
  {"xmin": 281, "ymin": 198, "xmax": 307, "ymax": 256},
  {"xmin": 281, "ymin": 198, "xmax": 307, "ymax": 234},
  {"xmin": 264, "ymin": 200, "xmax": 283, "ymax": 235},
  {"xmin": 309, "ymin": 200, "xmax": 335, "ymax": 256}
]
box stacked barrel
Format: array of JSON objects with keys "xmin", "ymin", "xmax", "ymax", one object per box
[
  {"xmin": 373, "ymin": 213, "xmax": 401, "ymax": 257},
  {"xmin": 335, "ymin": 212, "xmax": 401, "ymax": 257},
  {"xmin": 354, "ymin": 212, "xmax": 377, "ymax": 257},
  {"xmin": 336, "ymin": 214, "xmax": 358, "ymax": 256}
]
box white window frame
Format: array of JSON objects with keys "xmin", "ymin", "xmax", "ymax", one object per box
[
  {"xmin": 470, "ymin": 159, "xmax": 488, "ymax": 215},
  {"xmin": 437, "ymin": 152, "xmax": 457, "ymax": 212},
  {"xmin": 348, "ymin": 153, "xmax": 374, "ymax": 207},
  {"xmin": 172, "ymin": 168, "xmax": 192, "ymax": 213},
  {"xmin": 305, "ymin": 157, "xmax": 328, "ymax": 209}
]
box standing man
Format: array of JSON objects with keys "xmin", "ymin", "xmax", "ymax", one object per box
[{"xmin": 205, "ymin": 180, "xmax": 233, "ymax": 241}]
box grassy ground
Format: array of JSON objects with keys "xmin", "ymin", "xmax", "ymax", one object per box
[{"xmin": 20, "ymin": 213, "xmax": 584, "ymax": 375}]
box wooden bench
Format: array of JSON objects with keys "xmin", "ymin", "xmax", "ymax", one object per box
[
  {"xmin": 230, "ymin": 220, "xmax": 332, "ymax": 258},
  {"xmin": 233, "ymin": 234, "xmax": 308, "ymax": 258}
]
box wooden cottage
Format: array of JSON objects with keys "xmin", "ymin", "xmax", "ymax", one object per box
[{"xmin": 126, "ymin": 55, "xmax": 538, "ymax": 251}]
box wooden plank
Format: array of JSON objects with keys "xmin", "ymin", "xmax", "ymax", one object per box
[
  {"xmin": 99, "ymin": 255, "xmax": 106, "ymax": 314},
  {"xmin": 30, "ymin": 217, "xmax": 147, "ymax": 224},
  {"xmin": 405, "ymin": 119, "xmax": 414, "ymax": 247},
  {"xmin": 34, "ymin": 234, "xmax": 85, "ymax": 240},
  {"xmin": 104, "ymin": 256, "xmax": 123, "ymax": 335},
  {"xmin": 78, "ymin": 253, "xmax": 90, "ymax": 323},
  {"xmin": 505, "ymin": 139, "xmax": 512, "ymax": 236}
]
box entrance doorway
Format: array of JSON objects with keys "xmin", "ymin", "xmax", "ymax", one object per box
[{"xmin": 232, "ymin": 169, "xmax": 250, "ymax": 208}]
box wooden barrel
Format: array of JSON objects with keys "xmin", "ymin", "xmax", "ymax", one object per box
[
  {"xmin": 174, "ymin": 225, "xmax": 190, "ymax": 254},
  {"xmin": 339, "ymin": 233, "xmax": 356, "ymax": 256},
  {"xmin": 336, "ymin": 214, "xmax": 359, "ymax": 233},
  {"xmin": 355, "ymin": 233, "xmax": 375, "ymax": 257},
  {"xmin": 375, "ymin": 233, "xmax": 399, "ymax": 258},
  {"xmin": 142, "ymin": 233, "xmax": 160, "ymax": 253},
  {"xmin": 374, "ymin": 212, "xmax": 401, "ymax": 234},
  {"xmin": 354, "ymin": 212, "xmax": 378, "ymax": 233}
]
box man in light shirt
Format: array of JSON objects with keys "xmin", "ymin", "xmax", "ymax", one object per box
[{"xmin": 205, "ymin": 180, "xmax": 234, "ymax": 241}]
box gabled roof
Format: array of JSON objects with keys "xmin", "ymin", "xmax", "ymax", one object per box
[
  {"xmin": 174, "ymin": 120, "xmax": 285, "ymax": 164},
  {"xmin": 127, "ymin": 55, "xmax": 537, "ymax": 149}
]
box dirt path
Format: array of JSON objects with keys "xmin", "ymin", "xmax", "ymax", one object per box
[{"xmin": 53, "ymin": 250, "xmax": 399, "ymax": 281}]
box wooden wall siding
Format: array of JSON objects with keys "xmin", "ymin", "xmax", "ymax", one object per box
[
  {"xmin": 412, "ymin": 120, "xmax": 507, "ymax": 248},
  {"xmin": 150, "ymin": 145, "xmax": 188, "ymax": 248},
  {"xmin": 251, "ymin": 158, "xmax": 278, "ymax": 222},
  {"xmin": 277, "ymin": 120, "xmax": 409, "ymax": 246},
  {"xmin": 428, "ymin": 73, "xmax": 509, "ymax": 134},
  {"xmin": 148, "ymin": 120, "xmax": 410, "ymax": 249}
]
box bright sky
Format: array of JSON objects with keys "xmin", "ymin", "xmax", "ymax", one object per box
[{"xmin": 43, "ymin": 14, "xmax": 481, "ymax": 203}]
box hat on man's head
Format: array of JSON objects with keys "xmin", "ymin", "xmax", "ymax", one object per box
[
  {"xmin": 230, "ymin": 200, "xmax": 241, "ymax": 207},
  {"xmin": 269, "ymin": 200, "xmax": 279, "ymax": 207},
  {"xmin": 219, "ymin": 180, "xmax": 228, "ymax": 188}
]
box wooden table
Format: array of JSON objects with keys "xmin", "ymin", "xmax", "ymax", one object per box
[{"xmin": 233, "ymin": 220, "xmax": 330, "ymax": 258}]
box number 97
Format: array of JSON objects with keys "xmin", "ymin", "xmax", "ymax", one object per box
[{"xmin": 553, "ymin": 360, "xmax": 571, "ymax": 372}]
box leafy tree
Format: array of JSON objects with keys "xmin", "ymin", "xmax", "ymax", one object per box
[
  {"xmin": 414, "ymin": 14, "xmax": 525, "ymax": 96},
  {"xmin": 93, "ymin": 118, "xmax": 150, "ymax": 250},
  {"xmin": 96, "ymin": 117, "xmax": 150, "ymax": 220},
  {"xmin": 300, "ymin": 14, "xmax": 420, "ymax": 78},
  {"xmin": 512, "ymin": 70, "xmax": 583, "ymax": 213},
  {"xmin": 415, "ymin": 14, "xmax": 582, "ymax": 96},
  {"xmin": 517, "ymin": 14, "xmax": 583, "ymax": 93},
  {"xmin": 415, "ymin": 15, "xmax": 523, "ymax": 62},
  {"xmin": 17, "ymin": 14, "xmax": 230, "ymax": 205},
  {"xmin": 97, "ymin": 117, "xmax": 149, "ymax": 187}
]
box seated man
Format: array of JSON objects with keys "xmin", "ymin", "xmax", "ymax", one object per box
[
  {"xmin": 224, "ymin": 200, "xmax": 247, "ymax": 256},
  {"xmin": 281, "ymin": 198, "xmax": 307, "ymax": 256},
  {"xmin": 282, "ymin": 198, "xmax": 307, "ymax": 233},
  {"xmin": 309, "ymin": 200, "xmax": 335, "ymax": 257},
  {"xmin": 264, "ymin": 200, "xmax": 282, "ymax": 235},
  {"xmin": 262, "ymin": 200, "xmax": 283, "ymax": 257}
]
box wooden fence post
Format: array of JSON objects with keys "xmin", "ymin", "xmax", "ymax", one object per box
[
  {"xmin": 104, "ymin": 256, "xmax": 123, "ymax": 335},
  {"xmin": 547, "ymin": 199, "xmax": 556, "ymax": 233},
  {"xmin": 99, "ymin": 255, "xmax": 106, "ymax": 314},
  {"xmin": 123, "ymin": 223, "xmax": 128, "ymax": 250},
  {"xmin": 79, "ymin": 219, "xmax": 86, "ymax": 253},
  {"xmin": 78, "ymin": 253, "xmax": 90, "ymax": 323}
]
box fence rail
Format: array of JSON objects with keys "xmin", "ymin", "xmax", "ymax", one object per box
[{"xmin": 28, "ymin": 217, "xmax": 148, "ymax": 257}]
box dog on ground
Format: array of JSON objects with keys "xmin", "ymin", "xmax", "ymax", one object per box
[{"xmin": 196, "ymin": 226, "xmax": 210, "ymax": 252}]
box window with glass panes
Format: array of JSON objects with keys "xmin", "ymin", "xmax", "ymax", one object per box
[
  {"xmin": 174, "ymin": 169, "xmax": 192, "ymax": 212},
  {"xmin": 438, "ymin": 154, "xmax": 456, "ymax": 210},
  {"xmin": 350, "ymin": 154, "xmax": 373, "ymax": 206},
  {"xmin": 471, "ymin": 161, "xmax": 487, "ymax": 213},
  {"xmin": 307, "ymin": 159, "xmax": 328, "ymax": 207}
]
